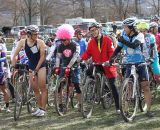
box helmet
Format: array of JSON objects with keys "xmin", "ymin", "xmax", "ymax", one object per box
[
  {"xmin": 151, "ymin": 15, "xmax": 159, "ymax": 22},
  {"xmin": 56, "ymin": 24, "xmax": 75, "ymax": 40},
  {"xmin": 26, "ymin": 25, "xmax": 39, "ymax": 34},
  {"xmin": 0, "ymin": 31, "xmax": 3, "ymax": 36},
  {"xmin": 74, "ymin": 28, "xmax": 82, "ymax": 35},
  {"xmin": 20, "ymin": 29, "xmax": 27, "ymax": 36},
  {"xmin": 49, "ymin": 29, "xmax": 56, "ymax": 36},
  {"xmin": 136, "ymin": 21, "xmax": 149, "ymax": 30},
  {"xmin": 89, "ymin": 22, "xmax": 101, "ymax": 30},
  {"xmin": 149, "ymin": 22, "xmax": 158, "ymax": 28},
  {"xmin": 122, "ymin": 18, "xmax": 137, "ymax": 27}
]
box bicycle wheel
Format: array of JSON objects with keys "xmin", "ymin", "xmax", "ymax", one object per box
[
  {"xmin": 139, "ymin": 86, "xmax": 145, "ymax": 112},
  {"xmin": 70, "ymin": 90, "xmax": 77, "ymax": 109},
  {"xmin": 27, "ymin": 84, "xmax": 37, "ymax": 113},
  {"xmin": 54, "ymin": 77, "xmax": 69, "ymax": 116},
  {"xmin": 94, "ymin": 74, "xmax": 101, "ymax": 105},
  {"xmin": 48, "ymin": 74, "xmax": 56, "ymax": 107},
  {"xmin": 119, "ymin": 77, "xmax": 139, "ymax": 122},
  {"xmin": 150, "ymin": 78, "xmax": 158, "ymax": 99},
  {"xmin": 14, "ymin": 73, "xmax": 23, "ymax": 121},
  {"xmin": 101, "ymin": 76, "xmax": 113, "ymax": 109},
  {"xmin": 81, "ymin": 77, "xmax": 96, "ymax": 118}
]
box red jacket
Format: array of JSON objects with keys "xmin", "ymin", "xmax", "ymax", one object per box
[
  {"xmin": 156, "ymin": 33, "xmax": 160, "ymax": 53},
  {"xmin": 81, "ymin": 35, "xmax": 117, "ymax": 78}
]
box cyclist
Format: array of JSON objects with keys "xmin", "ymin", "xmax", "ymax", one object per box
[
  {"xmin": 109, "ymin": 18, "xmax": 153, "ymax": 117},
  {"xmin": 0, "ymin": 43, "xmax": 11, "ymax": 112},
  {"xmin": 150, "ymin": 15, "xmax": 159, "ymax": 24},
  {"xmin": 137, "ymin": 21, "xmax": 160, "ymax": 83},
  {"xmin": 11, "ymin": 25, "xmax": 47, "ymax": 117},
  {"xmin": 74, "ymin": 28, "xmax": 86, "ymax": 56},
  {"xmin": 149, "ymin": 22, "xmax": 160, "ymax": 63},
  {"xmin": 11, "ymin": 29, "xmax": 28, "ymax": 64},
  {"xmin": 55, "ymin": 24, "xmax": 81, "ymax": 112},
  {"xmin": 80, "ymin": 22, "xmax": 120, "ymax": 113}
]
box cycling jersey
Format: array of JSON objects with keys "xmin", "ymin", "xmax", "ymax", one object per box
[
  {"xmin": 143, "ymin": 33, "xmax": 160, "ymax": 75},
  {"xmin": 143, "ymin": 33, "xmax": 158, "ymax": 59},
  {"xmin": 119, "ymin": 32, "xmax": 145, "ymax": 63},
  {"xmin": 58, "ymin": 41, "xmax": 77, "ymax": 67},
  {"xmin": 11, "ymin": 40, "xmax": 28, "ymax": 64},
  {"xmin": 46, "ymin": 39, "xmax": 61, "ymax": 61},
  {"xmin": 75, "ymin": 38, "xmax": 86, "ymax": 56}
]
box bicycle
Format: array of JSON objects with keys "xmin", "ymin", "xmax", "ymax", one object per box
[
  {"xmin": 12, "ymin": 63, "xmax": 36, "ymax": 121},
  {"xmin": 81, "ymin": 62, "xmax": 113, "ymax": 118},
  {"xmin": 46, "ymin": 60, "xmax": 56, "ymax": 107},
  {"xmin": 54, "ymin": 67, "xmax": 77, "ymax": 116},
  {"xmin": 119, "ymin": 62, "xmax": 149, "ymax": 122}
]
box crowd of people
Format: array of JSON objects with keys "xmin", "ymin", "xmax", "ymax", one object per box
[{"xmin": 0, "ymin": 15, "xmax": 160, "ymax": 120}]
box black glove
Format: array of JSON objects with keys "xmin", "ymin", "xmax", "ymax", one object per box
[
  {"xmin": 109, "ymin": 58, "xmax": 115, "ymax": 65},
  {"xmin": 118, "ymin": 36, "xmax": 125, "ymax": 43}
]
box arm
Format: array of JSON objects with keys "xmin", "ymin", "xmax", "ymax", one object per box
[
  {"xmin": 0, "ymin": 52, "xmax": 6, "ymax": 62},
  {"xmin": 118, "ymin": 36, "xmax": 142, "ymax": 49},
  {"xmin": 109, "ymin": 46, "xmax": 123, "ymax": 63},
  {"xmin": 35, "ymin": 40, "xmax": 46, "ymax": 71},
  {"xmin": 55, "ymin": 53, "xmax": 62, "ymax": 67},
  {"xmin": 67, "ymin": 43, "xmax": 80, "ymax": 68},
  {"xmin": 11, "ymin": 40, "xmax": 23, "ymax": 66},
  {"xmin": 46, "ymin": 44, "xmax": 56, "ymax": 61}
]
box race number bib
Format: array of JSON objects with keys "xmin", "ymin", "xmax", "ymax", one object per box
[
  {"xmin": 30, "ymin": 46, "xmax": 38, "ymax": 54},
  {"xmin": 127, "ymin": 48, "xmax": 134, "ymax": 54}
]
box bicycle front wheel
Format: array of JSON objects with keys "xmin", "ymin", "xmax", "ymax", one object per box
[
  {"xmin": 54, "ymin": 77, "xmax": 69, "ymax": 116},
  {"xmin": 14, "ymin": 74, "xmax": 23, "ymax": 121},
  {"xmin": 119, "ymin": 78, "xmax": 139, "ymax": 122},
  {"xmin": 81, "ymin": 77, "xmax": 96, "ymax": 118},
  {"xmin": 101, "ymin": 76, "xmax": 113, "ymax": 109}
]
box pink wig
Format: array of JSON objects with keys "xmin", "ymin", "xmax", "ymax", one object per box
[{"xmin": 56, "ymin": 24, "xmax": 75, "ymax": 40}]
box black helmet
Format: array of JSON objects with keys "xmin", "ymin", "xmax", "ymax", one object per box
[
  {"xmin": 151, "ymin": 15, "xmax": 159, "ymax": 22},
  {"xmin": 26, "ymin": 25, "xmax": 39, "ymax": 34},
  {"xmin": 89, "ymin": 22, "xmax": 101, "ymax": 30}
]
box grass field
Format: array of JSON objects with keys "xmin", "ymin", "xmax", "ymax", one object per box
[{"xmin": 0, "ymin": 94, "xmax": 160, "ymax": 130}]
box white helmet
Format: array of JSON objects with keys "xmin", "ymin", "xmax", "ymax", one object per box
[
  {"xmin": 26, "ymin": 25, "xmax": 39, "ymax": 34},
  {"xmin": 122, "ymin": 18, "xmax": 137, "ymax": 27},
  {"xmin": 149, "ymin": 22, "xmax": 158, "ymax": 28}
]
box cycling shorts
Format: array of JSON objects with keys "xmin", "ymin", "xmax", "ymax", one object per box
[{"xmin": 125, "ymin": 64, "xmax": 149, "ymax": 81}]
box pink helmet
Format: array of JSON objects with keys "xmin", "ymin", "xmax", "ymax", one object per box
[{"xmin": 56, "ymin": 24, "xmax": 75, "ymax": 40}]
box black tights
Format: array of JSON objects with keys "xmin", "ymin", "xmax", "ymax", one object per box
[{"xmin": 108, "ymin": 78, "xmax": 119, "ymax": 110}]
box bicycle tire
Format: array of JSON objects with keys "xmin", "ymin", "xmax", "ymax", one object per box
[
  {"xmin": 119, "ymin": 77, "xmax": 139, "ymax": 122},
  {"xmin": 54, "ymin": 77, "xmax": 69, "ymax": 116},
  {"xmin": 101, "ymin": 76, "xmax": 113, "ymax": 109},
  {"xmin": 81, "ymin": 77, "xmax": 96, "ymax": 118},
  {"xmin": 47, "ymin": 74, "xmax": 56, "ymax": 107},
  {"xmin": 14, "ymin": 73, "xmax": 23, "ymax": 121}
]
